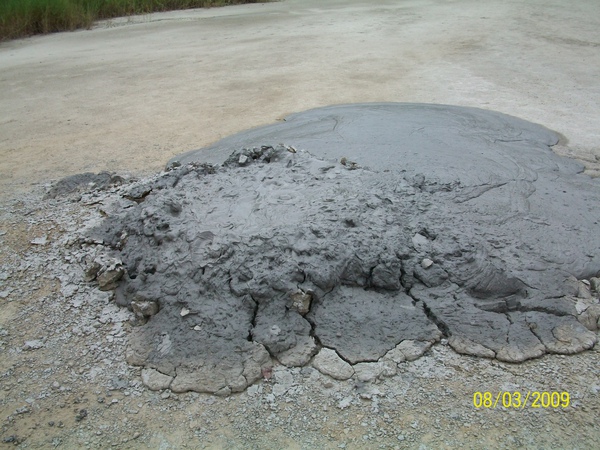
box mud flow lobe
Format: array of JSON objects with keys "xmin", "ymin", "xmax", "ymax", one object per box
[{"xmin": 81, "ymin": 104, "xmax": 600, "ymax": 394}]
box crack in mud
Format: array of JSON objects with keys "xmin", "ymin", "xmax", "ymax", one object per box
[{"xmin": 420, "ymin": 300, "xmax": 450, "ymax": 338}]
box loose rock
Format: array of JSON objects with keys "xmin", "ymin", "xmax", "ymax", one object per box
[
  {"xmin": 141, "ymin": 368, "xmax": 174, "ymax": 391},
  {"xmin": 312, "ymin": 348, "xmax": 354, "ymax": 380}
]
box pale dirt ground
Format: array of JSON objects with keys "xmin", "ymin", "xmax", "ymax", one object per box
[
  {"xmin": 1, "ymin": 0, "xmax": 600, "ymax": 196},
  {"xmin": 1, "ymin": 0, "xmax": 600, "ymax": 448}
]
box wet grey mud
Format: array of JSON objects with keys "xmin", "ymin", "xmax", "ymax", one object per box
[{"xmin": 76, "ymin": 104, "xmax": 600, "ymax": 395}]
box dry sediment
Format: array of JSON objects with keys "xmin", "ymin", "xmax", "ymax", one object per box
[
  {"xmin": 2, "ymin": 104, "xmax": 600, "ymax": 448},
  {"xmin": 78, "ymin": 104, "xmax": 600, "ymax": 394}
]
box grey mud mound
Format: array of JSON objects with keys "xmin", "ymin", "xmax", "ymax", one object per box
[
  {"xmin": 85, "ymin": 104, "xmax": 600, "ymax": 394},
  {"xmin": 44, "ymin": 171, "xmax": 124, "ymax": 200}
]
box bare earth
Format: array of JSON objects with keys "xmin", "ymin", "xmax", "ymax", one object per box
[{"xmin": 1, "ymin": 0, "xmax": 600, "ymax": 448}]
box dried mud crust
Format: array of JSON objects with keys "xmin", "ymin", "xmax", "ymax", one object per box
[
  {"xmin": 78, "ymin": 138, "xmax": 600, "ymax": 395},
  {"xmin": 1, "ymin": 181, "xmax": 600, "ymax": 449}
]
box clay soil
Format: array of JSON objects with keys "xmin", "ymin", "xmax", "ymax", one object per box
[{"xmin": 1, "ymin": 0, "xmax": 599, "ymax": 448}]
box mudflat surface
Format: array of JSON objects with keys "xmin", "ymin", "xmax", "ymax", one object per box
[
  {"xmin": 1, "ymin": 0, "xmax": 600, "ymax": 196},
  {"xmin": 1, "ymin": 1, "xmax": 600, "ymax": 448}
]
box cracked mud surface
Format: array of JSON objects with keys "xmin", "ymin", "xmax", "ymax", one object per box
[
  {"xmin": 80, "ymin": 104, "xmax": 600, "ymax": 395},
  {"xmin": 1, "ymin": 186, "xmax": 600, "ymax": 449},
  {"xmin": 2, "ymin": 104, "xmax": 600, "ymax": 449},
  {"xmin": 2, "ymin": 0, "xmax": 600, "ymax": 446}
]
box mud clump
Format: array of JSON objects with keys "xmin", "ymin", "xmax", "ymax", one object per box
[{"xmin": 82, "ymin": 104, "xmax": 600, "ymax": 394}]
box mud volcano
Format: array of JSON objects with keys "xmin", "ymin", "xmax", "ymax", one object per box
[{"xmin": 86, "ymin": 104, "xmax": 600, "ymax": 395}]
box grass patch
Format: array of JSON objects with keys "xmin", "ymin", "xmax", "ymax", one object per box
[{"xmin": 0, "ymin": 0, "xmax": 265, "ymax": 41}]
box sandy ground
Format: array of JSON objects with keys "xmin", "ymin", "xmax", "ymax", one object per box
[
  {"xmin": 1, "ymin": 1, "xmax": 600, "ymax": 449},
  {"xmin": 1, "ymin": 0, "xmax": 600, "ymax": 198}
]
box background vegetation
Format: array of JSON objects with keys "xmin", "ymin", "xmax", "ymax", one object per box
[{"xmin": 0, "ymin": 0, "xmax": 263, "ymax": 41}]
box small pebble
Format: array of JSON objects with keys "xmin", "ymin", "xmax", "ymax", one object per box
[{"xmin": 421, "ymin": 258, "xmax": 434, "ymax": 269}]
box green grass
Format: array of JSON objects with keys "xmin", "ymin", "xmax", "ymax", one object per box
[{"xmin": 0, "ymin": 0, "xmax": 264, "ymax": 41}]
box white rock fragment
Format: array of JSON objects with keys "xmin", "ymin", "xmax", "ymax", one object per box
[
  {"xmin": 180, "ymin": 308, "xmax": 190, "ymax": 317},
  {"xmin": 337, "ymin": 396, "xmax": 353, "ymax": 409},
  {"xmin": 97, "ymin": 260, "xmax": 125, "ymax": 291},
  {"xmin": 131, "ymin": 300, "xmax": 159, "ymax": 323},
  {"xmin": 421, "ymin": 258, "xmax": 434, "ymax": 269},
  {"xmin": 30, "ymin": 236, "xmax": 48, "ymax": 245},
  {"xmin": 157, "ymin": 334, "xmax": 172, "ymax": 356},
  {"xmin": 23, "ymin": 340, "xmax": 44, "ymax": 350},
  {"xmin": 290, "ymin": 289, "xmax": 312, "ymax": 315},
  {"xmin": 312, "ymin": 348, "xmax": 354, "ymax": 380},
  {"xmin": 141, "ymin": 368, "xmax": 174, "ymax": 391},
  {"xmin": 574, "ymin": 298, "xmax": 590, "ymax": 315}
]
